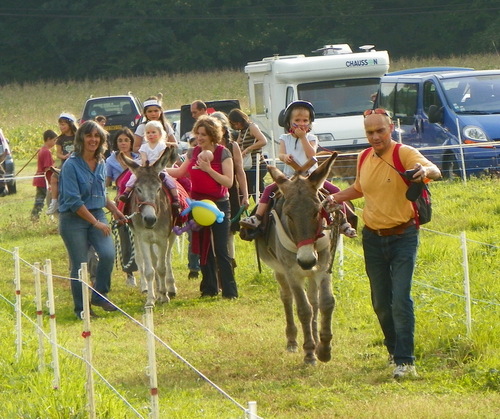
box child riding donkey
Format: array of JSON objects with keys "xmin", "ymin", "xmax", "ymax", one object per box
[{"xmin": 240, "ymin": 101, "xmax": 357, "ymax": 238}]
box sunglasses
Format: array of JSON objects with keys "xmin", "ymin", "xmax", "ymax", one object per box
[{"xmin": 363, "ymin": 108, "xmax": 391, "ymax": 118}]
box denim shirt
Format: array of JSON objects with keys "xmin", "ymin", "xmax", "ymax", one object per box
[
  {"xmin": 105, "ymin": 151, "xmax": 139, "ymax": 182},
  {"xmin": 59, "ymin": 154, "xmax": 107, "ymax": 213}
]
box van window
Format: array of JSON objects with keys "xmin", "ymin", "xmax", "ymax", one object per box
[
  {"xmin": 297, "ymin": 78, "xmax": 380, "ymax": 117},
  {"xmin": 378, "ymin": 82, "xmax": 396, "ymax": 114},
  {"xmin": 285, "ymin": 86, "xmax": 295, "ymax": 108},
  {"xmin": 253, "ymin": 83, "xmax": 265, "ymax": 115},
  {"xmin": 378, "ymin": 82, "xmax": 418, "ymax": 124},
  {"xmin": 394, "ymin": 83, "xmax": 418, "ymax": 123},
  {"xmin": 423, "ymin": 81, "xmax": 442, "ymax": 115}
]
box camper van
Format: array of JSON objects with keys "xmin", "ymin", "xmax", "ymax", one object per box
[
  {"xmin": 245, "ymin": 44, "xmax": 390, "ymax": 160},
  {"xmin": 376, "ymin": 68, "xmax": 500, "ymax": 177}
]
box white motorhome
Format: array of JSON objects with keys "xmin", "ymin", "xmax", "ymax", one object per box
[{"xmin": 245, "ymin": 44, "xmax": 390, "ymax": 160}]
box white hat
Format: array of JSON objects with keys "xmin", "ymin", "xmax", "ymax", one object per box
[
  {"xmin": 143, "ymin": 99, "xmax": 161, "ymax": 108},
  {"xmin": 59, "ymin": 112, "xmax": 76, "ymax": 122}
]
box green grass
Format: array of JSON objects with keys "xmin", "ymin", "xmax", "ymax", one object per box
[
  {"xmin": 0, "ymin": 159, "xmax": 499, "ymax": 418},
  {"xmin": 1, "ymin": 60, "xmax": 500, "ymax": 418}
]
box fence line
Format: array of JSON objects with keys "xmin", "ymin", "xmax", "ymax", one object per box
[
  {"xmin": 1, "ymin": 248, "xmax": 262, "ymax": 419},
  {"xmin": 0, "ymin": 219, "xmax": 498, "ymax": 417}
]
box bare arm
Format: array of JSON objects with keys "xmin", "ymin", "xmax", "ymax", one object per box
[
  {"xmin": 133, "ymin": 135, "xmax": 142, "ymax": 153},
  {"xmin": 332, "ymin": 185, "xmax": 364, "ymax": 203},
  {"xmin": 231, "ymin": 143, "xmax": 249, "ymax": 207},
  {"xmin": 242, "ymin": 123, "xmax": 267, "ymax": 156},
  {"xmin": 165, "ymin": 158, "xmax": 190, "ymax": 178}
]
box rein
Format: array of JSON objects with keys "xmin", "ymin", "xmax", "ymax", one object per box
[{"xmin": 270, "ymin": 209, "xmax": 329, "ymax": 253}]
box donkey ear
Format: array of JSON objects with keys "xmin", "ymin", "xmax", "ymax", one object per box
[
  {"xmin": 118, "ymin": 152, "xmax": 140, "ymax": 171},
  {"xmin": 153, "ymin": 146, "xmax": 178, "ymax": 173},
  {"xmin": 268, "ymin": 164, "xmax": 292, "ymax": 191},
  {"xmin": 308, "ymin": 152, "xmax": 338, "ymax": 189}
]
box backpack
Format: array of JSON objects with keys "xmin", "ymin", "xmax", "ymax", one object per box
[{"xmin": 359, "ymin": 144, "xmax": 432, "ymax": 226}]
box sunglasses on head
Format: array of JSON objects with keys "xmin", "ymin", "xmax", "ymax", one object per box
[{"xmin": 363, "ymin": 108, "xmax": 391, "ymax": 118}]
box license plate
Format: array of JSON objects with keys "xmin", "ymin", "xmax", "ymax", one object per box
[{"xmin": 105, "ymin": 125, "xmax": 122, "ymax": 131}]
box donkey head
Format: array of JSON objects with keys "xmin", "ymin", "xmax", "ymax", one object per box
[
  {"xmin": 269, "ymin": 153, "xmax": 337, "ymax": 270},
  {"xmin": 119, "ymin": 146, "xmax": 178, "ymax": 228}
]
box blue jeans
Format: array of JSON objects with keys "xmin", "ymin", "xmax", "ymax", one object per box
[
  {"xmin": 362, "ymin": 224, "xmax": 419, "ymax": 365},
  {"xmin": 59, "ymin": 209, "xmax": 115, "ymax": 315}
]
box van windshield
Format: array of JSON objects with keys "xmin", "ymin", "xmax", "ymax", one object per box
[
  {"xmin": 441, "ymin": 74, "xmax": 500, "ymax": 114},
  {"xmin": 297, "ymin": 78, "xmax": 380, "ymax": 117}
]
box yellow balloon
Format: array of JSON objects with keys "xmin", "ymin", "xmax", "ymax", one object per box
[{"xmin": 192, "ymin": 199, "xmax": 217, "ymax": 226}]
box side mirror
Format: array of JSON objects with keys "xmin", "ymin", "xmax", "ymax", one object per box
[{"xmin": 428, "ymin": 105, "xmax": 444, "ymax": 124}]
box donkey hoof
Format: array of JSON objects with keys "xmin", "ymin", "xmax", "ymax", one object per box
[
  {"xmin": 316, "ymin": 344, "xmax": 332, "ymax": 363},
  {"xmin": 304, "ymin": 354, "xmax": 317, "ymax": 366},
  {"xmin": 167, "ymin": 291, "xmax": 176, "ymax": 298},
  {"xmin": 286, "ymin": 344, "xmax": 298, "ymax": 353}
]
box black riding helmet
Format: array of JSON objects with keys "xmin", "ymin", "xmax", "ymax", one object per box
[{"xmin": 278, "ymin": 100, "xmax": 315, "ymax": 132}]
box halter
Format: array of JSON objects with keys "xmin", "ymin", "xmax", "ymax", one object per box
[{"xmin": 271, "ymin": 210, "xmax": 329, "ymax": 253}]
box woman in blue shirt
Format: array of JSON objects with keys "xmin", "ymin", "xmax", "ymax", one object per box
[{"xmin": 59, "ymin": 120, "xmax": 125, "ymax": 319}]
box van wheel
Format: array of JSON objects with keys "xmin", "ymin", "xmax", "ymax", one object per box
[{"xmin": 442, "ymin": 152, "xmax": 459, "ymax": 179}]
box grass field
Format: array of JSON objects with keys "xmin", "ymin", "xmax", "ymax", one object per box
[{"xmin": 0, "ymin": 56, "xmax": 499, "ymax": 418}]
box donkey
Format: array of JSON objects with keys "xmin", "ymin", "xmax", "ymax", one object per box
[
  {"xmin": 255, "ymin": 153, "xmax": 343, "ymax": 365},
  {"xmin": 118, "ymin": 147, "xmax": 178, "ymax": 308}
]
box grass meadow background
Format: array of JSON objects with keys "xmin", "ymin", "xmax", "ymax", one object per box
[{"xmin": 0, "ymin": 54, "xmax": 499, "ymax": 418}]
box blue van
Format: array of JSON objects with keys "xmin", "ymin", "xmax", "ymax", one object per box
[{"xmin": 376, "ymin": 68, "xmax": 500, "ymax": 177}]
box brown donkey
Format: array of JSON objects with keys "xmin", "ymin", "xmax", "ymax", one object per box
[{"xmin": 256, "ymin": 154, "xmax": 343, "ymax": 365}]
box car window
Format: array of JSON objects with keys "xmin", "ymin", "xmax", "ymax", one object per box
[{"xmin": 85, "ymin": 98, "xmax": 135, "ymax": 118}]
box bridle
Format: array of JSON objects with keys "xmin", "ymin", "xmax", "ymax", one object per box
[{"xmin": 271, "ymin": 209, "xmax": 329, "ymax": 253}]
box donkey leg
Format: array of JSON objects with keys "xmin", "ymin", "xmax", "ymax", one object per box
[
  {"xmin": 275, "ymin": 273, "xmax": 298, "ymax": 353},
  {"xmin": 289, "ymin": 279, "xmax": 317, "ymax": 365},
  {"xmin": 138, "ymin": 242, "xmax": 156, "ymax": 307},
  {"xmin": 154, "ymin": 243, "xmax": 171, "ymax": 304},
  {"xmin": 164, "ymin": 234, "xmax": 177, "ymax": 298},
  {"xmin": 306, "ymin": 279, "xmax": 320, "ymax": 346},
  {"xmin": 315, "ymin": 273, "xmax": 335, "ymax": 363}
]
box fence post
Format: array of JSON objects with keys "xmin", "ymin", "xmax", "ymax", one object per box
[
  {"xmin": 337, "ymin": 234, "xmax": 344, "ymax": 281},
  {"xmin": 80, "ymin": 263, "xmax": 96, "ymax": 419},
  {"xmin": 33, "ymin": 262, "xmax": 45, "ymax": 370},
  {"xmin": 456, "ymin": 118, "xmax": 467, "ymax": 183},
  {"xmin": 13, "ymin": 247, "xmax": 22, "ymax": 361},
  {"xmin": 460, "ymin": 231, "xmax": 472, "ymax": 336},
  {"xmin": 246, "ymin": 401, "xmax": 258, "ymax": 418},
  {"xmin": 44, "ymin": 259, "xmax": 60, "ymax": 389},
  {"xmin": 144, "ymin": 307, "xmax": 160, "ymax": 419}
]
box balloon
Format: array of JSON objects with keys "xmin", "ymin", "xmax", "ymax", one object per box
[{"xmin": 180, "ymin": 198, "xmax": 224, "ymax": 226}]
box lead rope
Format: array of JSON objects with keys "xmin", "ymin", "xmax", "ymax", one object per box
[{"xmin": 111, "ymin": 214, "xmax": 136, "ymax": 270}]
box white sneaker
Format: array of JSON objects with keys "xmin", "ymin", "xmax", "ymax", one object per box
[
  {"xmin": 393, "ymin": 364, "xmax": 418, "ymax": 379},
  {"xmin": 240, "ymin": 215, "xmax": 261, "ymax": 229},
  {"xmin": 46, "ymin": 200, "xmax": 59, "ymax": 215},
  {"xmin": 340, "ymin": 222, "xmax": 357, "ymax": 238}
]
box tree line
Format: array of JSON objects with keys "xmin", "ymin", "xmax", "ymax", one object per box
[{"xmin": 0, "ymin": 0, "xmax": 499, "ymax": 84}]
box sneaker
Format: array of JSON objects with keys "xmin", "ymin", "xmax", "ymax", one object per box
[
  {"xmin": 340, "ymin": 222, "xmax": 357, "ymax": 238},
  {"xmin": 393, "ymin": 364, "xmax": 418, "ymax": 379},
  {"xmin": 240, "ymin": 215, "xmax": 261, "ymax": 229},
  {"xmin": 76, "ymin": 309, "xmax": 100, "ymax": 320},
  {"xmin": 118, "ymin": 194, "xmax": 130, "ymax": 203},
  {"xmin": 188, "ymin": 270, "xmax": 199, "ymax": 279},
  {"xmin": 46, "ymin": 200, "xmax": 59, "ymax": 215},
  {"xmin": 126, "ymin": 273, "xmax": 137, "ymax": 287}
]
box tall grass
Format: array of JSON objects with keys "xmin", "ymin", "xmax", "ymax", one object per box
[{"xmin": 1, "ymin": 53, "xmax": 499, "ymax": 159}]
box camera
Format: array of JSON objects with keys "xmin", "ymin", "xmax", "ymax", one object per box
[{"xmin": 403, "ymin": 169, "xmax": 419, "ymax": 181}]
